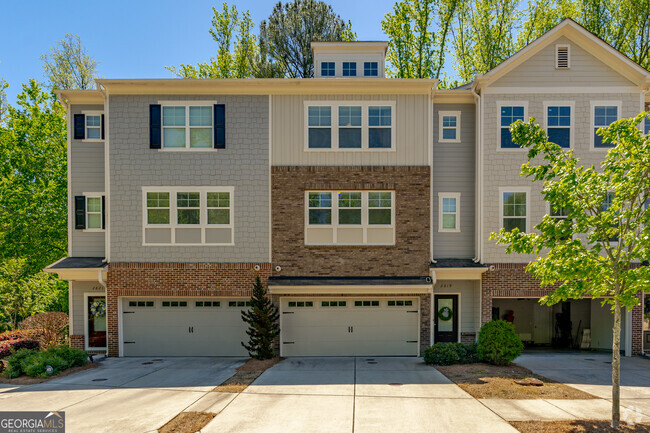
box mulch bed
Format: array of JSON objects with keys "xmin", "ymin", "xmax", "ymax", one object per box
[
  {"xmin": 158, "ymin": 412, "xmax": 216, "ymax": 433},
  {"xmin": 436, "ymin": 363, "xmax": 596, "ymax": 399},
  {"xmin": 213, "ymin": 357, "xmax": 283, "ymax": 393},
  {"xmin": 0, "ymin": 362, "xmax": 99, "ymax": 385},
  {"xmin": 512, "ymin": 421, "xmax": 650, "ymax": 433}
]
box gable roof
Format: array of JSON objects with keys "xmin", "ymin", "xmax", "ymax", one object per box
[{"xmin": 474, "ymin": 19, "xmax": 649, "ymax": 90}]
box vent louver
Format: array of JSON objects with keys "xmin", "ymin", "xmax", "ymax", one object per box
[{"xmin": 556, "ymin": 45, "xmax": 569, "ymax": 69}]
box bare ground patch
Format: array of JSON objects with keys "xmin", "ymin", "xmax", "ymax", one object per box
[
  {"xmin": 511, "ymin": 420, "xmax": 650, "ymax": 433},
  {"xmin": 0, "ymin": 362, "xmax": 99, "ymax": 385},
  {"xmin": 158, "ymin": 412, "xmax": 216, "ymax": 433},
  {"xmin": 212, "ymin": 357, "xmax": 283, "ymax": 393},
  {"xmin": 436, "ymin": 363, "xmax": 596, "ymax": 399}
]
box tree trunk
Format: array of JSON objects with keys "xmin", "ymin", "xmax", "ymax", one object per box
[{"xmin": 612, "ymin": 298, "xmax": 621, "ymax": 428}]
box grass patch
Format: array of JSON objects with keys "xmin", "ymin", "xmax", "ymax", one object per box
[
  {"xmin": 158, "ymin": 412, "xmax": 215, "ymax": 433},
  {"xmin": 436, "ymin": 362, "xmax": 597, "ymax": 399},
  {"xmin": 511, "ymin": 420, "xmax": 650, "ymax": 432},
  {"xmin": 0, "ymin": 362, "xmax": 98, "ymax": 385},
  {"xmin": 213, "ymin": 357, "xmax": 282, "ymax": 393}
]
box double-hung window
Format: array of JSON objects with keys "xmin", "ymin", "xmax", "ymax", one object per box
[
  {"xmin": 592, "ymin": 103, "xmax": 620, "ymax": 148},
  {"xmin": 321, "ymin": 62, "xmax": 335, "ymax": 77},
  {"xmin": 306, "ymin": 191, "xmax": 394, "ymax": 245},
  {"xmin": 501, "ymin": 189, "xmax": 528, "ymax": 232},
  {"xmin": 143, "ymin": 187, "xmax": 234, "ymax": 245},
  {"xmin": 546, "ymin": 104, "xmax": 572, "ymax": 148},
  {"xmin": 439, "ymin": 193, "xmax": 460, "ymax": 232},
  {"xmin": 162, "ymin": 104, "xmax": 213, "ymax": 149},
  {"xmin": 549, "ymin": 203, "xmax": 571, "ymax": 240},
  {"xmin": 499, "ymin": 104, "xmax": 526, "ymax": 149},
  {"xmin": 306, "ymin": 102, "xmax": 394, "ymax": 150},
  {"xmin": 86, "ymin": 115, "xmax": 102, "ymax": 140},
  {"xmin": 343, "ymin": 62, "xmax": 356, "ymax": 77},
  {"xmin": 364, "ymin": 62, "xmax": 378, "ymax": 76},
  {"xmin": 439, "ymin": 111, "xmax": 460, "ymax": 143},
  {"xmin": 84, "ymin": 195, "xmax": 104, "ymax": 230}
]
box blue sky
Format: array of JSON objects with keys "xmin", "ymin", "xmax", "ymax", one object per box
[{"xmin": 1, "ymin": 0, "xmax": 397, "ymax": 105}]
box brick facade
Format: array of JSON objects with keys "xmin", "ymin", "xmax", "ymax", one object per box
[
  {"xmin": 460, "ymin": 332, "xmax": 477, "ymax": 344},
  {"xmin": 106, "ymin": 262, "xmax": 273, "ymax": 356},
  {"xmin": 70, "ymin": 334, "xmax": 84, "ymax": 350},
  {"xmin": 272, "ymin": 166, "xmax": 430, "ymax": 277},
  {"xmin": 482, "ymin": 263, "xmax": 643, "ymax": 355}
]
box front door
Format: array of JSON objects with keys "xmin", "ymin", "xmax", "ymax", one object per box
[{"xmin": 434, "ymin": 295, "xmax": 458, "ymax": 343}]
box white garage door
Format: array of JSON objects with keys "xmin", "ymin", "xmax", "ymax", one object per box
[
  {"xmin": 281, "ymin": 298, "xmax": 419, "ymax": 356},
  {"xmin": 121, "ymin": 298, "xmax": 249, "ymax": 356}
]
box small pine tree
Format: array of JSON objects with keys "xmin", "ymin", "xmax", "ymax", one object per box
[{"xmin": 241, "ymin": 276, "xmax": 280, "ymax": 359}]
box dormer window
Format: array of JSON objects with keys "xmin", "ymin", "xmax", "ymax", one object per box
[
  {"xmin": 343, "ymin": 62, "xmax": 356, "ymax": 77},
  {"xmin": 556, "ymin": 45, "xmax": 570, "ymax": 69},
  {"xmin": 364, "ymin": 62, "xmax": 378, "ymax": 77},
  {"xmin": 321, "ymin": 62, "xmax": 335, "ymax": 77}
]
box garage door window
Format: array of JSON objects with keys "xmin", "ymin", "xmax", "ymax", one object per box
[
  {"xmin": 321, "ymin": 301, "xmax": 347, "ymax": 307},
  {"xmin": 196, "ymin": 301, "xmax": 221, "ymax": 307},
  {"xmin": 387, "ymin": 300, "xmax": 413, "ymax": 306},
  {"xmin": 162, "ymin": 301, "xmax": 188, "ymax": 307},
  {"xmin": 229, "ymin": 301, "xmax": 251, "ymax": 307},
  {"xmin": 128, "ymin": 301, "xmax": 155, "ymax": 307},
  {"xmin": 354, "ymin": 300, "xmax": 380, "ymax": 307},
  {"xmin": 288, "ymin": 301, "xmax": 314, "ymax": 307}
]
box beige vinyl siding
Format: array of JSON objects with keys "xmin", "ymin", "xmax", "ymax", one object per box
[
  {"xmin": 491, "ymin": 36, "xmax": 637, "ymax": 88},
  {"xmin": 432, "ymin": 103, "xmax": 475, "ymax": 258},
  {"xmin": 481, "ymin": 92, "xmax": 641, "ymax": 263},
  {"xmin": 70, "ymin": 104, "xmax": 105, "ymax": 257},
  {"xmin": 435, "ymin": 280, "xmax": 479, "ymax": 333},
  {"xmin": 271, "ymin": 94, "xmax": 429, "ymax": 165}
]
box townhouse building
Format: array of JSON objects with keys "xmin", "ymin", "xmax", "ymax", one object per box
[{"xmin": 46, "ymin": 19, "xmax": 650, "ymax": 358}]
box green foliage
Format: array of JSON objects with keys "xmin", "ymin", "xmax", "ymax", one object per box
[
  {"xmin": 241, "ymin": 276, "xmax": 280, "ymax": 359},
  {"xmin": 3, "ymin": 346, "xmax": 87, "ymax": 378},
  {"xmin": 260, "ymin": 0, "xmax": 355, "ymax": 78},
  {"xmin": 40, "ymin": 33, "xmax": 98, "ymax": 90},
  {"xmin": 423, "ymin": 342, "xmax": 478, "ymax": 365},
  {"xmin": 0, "ymin": 79, "xmax": 8, "ymax": 125},
  {"xmin": 477, "ymin": 321, "xmax": 523, "ymax": 366}
]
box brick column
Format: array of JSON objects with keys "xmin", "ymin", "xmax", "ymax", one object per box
[
  {"xmin": 70, "ymin": 335, "xmax": 84, "ymax": 350},
  {"xmin": 632, "ymin": 292, "xmax": 643, "ymax": 355},
  {"xmin": 419, "ymin": 293, "xmax": 431, "ymax": 353}
]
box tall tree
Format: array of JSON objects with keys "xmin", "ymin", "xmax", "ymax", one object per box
[
  {"xmin": 0, "ymin": 79, "xmax": 8, "ymax": 125},
  {"xmin": 241, "ymin": 276, "xmax": 280, "ymax": 359},
  {"xmin": 491, "ymin": 112, "xmax": 650, "ymax": 428},
  {"xmin": 259, "ymin": 0, "xmax": 356, "ymax": 78},
  {"xmin": 40, "ymin": 34, "xmax": 98, "ymax": 90},
  {"xmin": 381, "ymin": 0, "xmax": 460, "ymax": 83}
]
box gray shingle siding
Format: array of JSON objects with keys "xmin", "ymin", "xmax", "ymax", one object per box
[{"xmin": 108, "ymin": 94, "xmax": 270, "ymax": 263}]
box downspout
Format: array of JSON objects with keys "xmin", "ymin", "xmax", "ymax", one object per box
[
  {"xmin": 98, "ymin": 266, "xmax": 108, "ymax": 357},
  {"xmin": 471, "ymin": 79, "xmax": 483, "ymax": 330}
]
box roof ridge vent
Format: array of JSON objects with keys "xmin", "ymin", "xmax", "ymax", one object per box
[{"xmin": 556, "ymin": 44, "xmax": 570, "ymax": 69}]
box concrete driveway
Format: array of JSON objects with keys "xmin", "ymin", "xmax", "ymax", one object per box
[
  {"xmin": 0, "ymin": 357, "xmax": 245, "ymax": 433},
  {"xmin": 202, "ymin": 357, "xmax": 517, "ymax": 433},
  {"xmin": 517, "ymin": 353, "xmax": 650, "ymax": 420}
]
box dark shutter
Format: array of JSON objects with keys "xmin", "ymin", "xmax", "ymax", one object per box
[
  {"xmin": 150, "ymin": 104, "xmax": 162, "ymax": 149},
  {"xmin": 75, "ymin": 196, "xmax": 86, "ymax": 229},
  {"xmin": 74, "ymin": 114, "xmax": 85, "ymax": 140},
  {"xmin": 214, "ymin": 104, "xmax": 225, "ymax": 149},
  {"xmin": 101, "ymin": 195, "xmax": 106, "ymax": 229},
  {"xmin": 101, "ymin": 114, "xmax": 105, "ymax": 140}
]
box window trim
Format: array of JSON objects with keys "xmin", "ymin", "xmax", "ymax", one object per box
[
  {"xmin": 364, "ymin": 61, "xmax": 379, "ymax": 77},
  {"xmin": 499, "ymin": 187, "xmax": 530, "ymax": 233},
  {"xmin": 320, "ymin": 61, "xmax": 335, "ymax": 77},
  {"xmin": 438, "ymin": 111, "xmax": 461, "ymax": 143},
  {"xmin": 83, "ymin": 192, "xmax": 105, "ymax": 232},
  {"xmin": 158, "ymin": 100, "xmax": 216, "ymax": 152},
  {"xmin": 543, "ymin": 101, "xmax": 575, "ymax": 149},
  {"xmin": 555, "ymin": 44, "xmax": 571, "ymax": 69},
  {"xmin": 590, "ymin": 100, "xmax": 622, "ymax": 150},
  {"xmin": 82, "ymin": 110, "xmax": 103, "ymax": 142},
  {"xmin": 342, "ymin": 62, "xmax": 357, "ymax": 77},
  {"xmin": 141, "ymin": 186, "xmax": 234, "ymax": 246},
  {"xmin": 438, "ymin": 192, "xmax": 461, "ymax": 233},
  {"xmin": 305, "ymin": 190, "xmax": 395, "ymax": 245},
  {"xmin": 497, "ymin": 101, "xmax": 529, "ymax": 151},
  {"xmin": 303, "ymin": 101, "xmax": 396, "ymax": 152}
]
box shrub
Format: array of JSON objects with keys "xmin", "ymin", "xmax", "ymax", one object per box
[
  {"xmin": 3, "ymin": 346, "xmax": 87, "ymax": 378},
  {"xmin": 477, "ymin": 320, "xmax": 523, "ymax": 366},
  {"xmin": 20, "ymin": 312, "xmax": 69, "ymax": 349},
  {"xmin": 424, "ymin": 342, "xmax": 478, "ymax": 366},
  {"xmin": 0, "ymin": 330, "xmax": 40, "ymax": 359}
]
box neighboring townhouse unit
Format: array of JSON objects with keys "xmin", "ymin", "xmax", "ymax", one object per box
[{"xmin": 46, "ymin": 19, "xmax": 650, "ymax": 358}]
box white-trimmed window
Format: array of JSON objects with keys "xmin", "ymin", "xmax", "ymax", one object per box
[
  {"xmin": 549, "ymin": 202, "xmax": 571, "ymax": 240},
  {"xmin": 555, "ymin": 44, "xmax": 570, "ymax": 69},
  {"xmin": 321, "ymin": 62, "xmax": 335, "ymax": 77},
  {"xmin": 498, "ymin": 102, "xmax": 527, "ymax": 149},
  {"xmin": 500, "ymin": 188, "xmax": 529, "ymax": 232},
  {"xmin": 364, "ymin": 62, "xmax": 378, "ymax": 76},
  {"xmin": 439, "ymin": 111, "xmax": 460, "ymax": 143},
  {"xmin": 305, "ymin": 190, "xmax": 394, "ymax": 245},
  {"xmin": 82, "ymin": 110, "xmax": 103, "ymax": 142},
  {"xmin": 305, "ymin": 101, "xmax": 395, "ymax": 150},
  {"xmin": 591, "ymin": 101, "xmax": 621, "ymax": 149},
  {"xmin": 343, "ymin": 62, "xmax": 357, "ymax": 77},
  {"xmin": 544, "ymin": 103, "xmax": 573, "ymax": 148},
  {"xmin": 85, "ymin": 194, "xmax": 103, "ymax": 231},
  {"xmin": 161, "ymin": 102, "xmax": 213, "ymax": 149},
  {"xmin": 143, "ymin": 186, "xmax": 234, "ymax": 245},
  {"xmin": 439, "ymin": 193, "xmax": 460, "ymax": 232}
]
